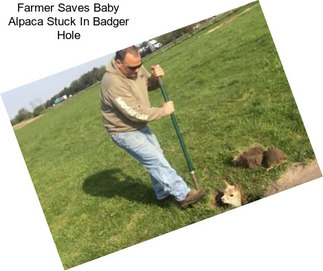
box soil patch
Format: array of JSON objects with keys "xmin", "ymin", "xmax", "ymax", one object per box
[
  {"xmin": 13, "ymin": 115, "xmax": 43, "ymax": 131},
  {"xmin": 265, "ymin": 160, "xmax": 322, "ymax": 196},
  {"xmin": 206, "ymin": 6, "xmax": 255, "ymax": 35}
]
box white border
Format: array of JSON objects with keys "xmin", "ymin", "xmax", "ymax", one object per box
[{"xmin": 1, "ymin": 1, "xmax": 322, "ymax": 270}]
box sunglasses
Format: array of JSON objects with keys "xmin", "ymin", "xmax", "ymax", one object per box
[{"xmin": 125, "ymin": 62, "xmax": 142, "ymax": 71}]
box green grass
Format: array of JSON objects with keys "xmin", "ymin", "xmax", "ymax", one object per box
[{"xmin": 15, "ymin": 2, "xmax": 314, "ymax": 269}]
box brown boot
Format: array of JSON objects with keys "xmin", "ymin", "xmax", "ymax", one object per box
[{"xmin": 180, "ymin": 189, "xmax": 209, "ymax": 208}]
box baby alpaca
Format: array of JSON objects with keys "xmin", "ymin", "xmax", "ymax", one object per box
[{"xmin": 221, "ymin": 181, "xmax": 246, "ymax": 207}]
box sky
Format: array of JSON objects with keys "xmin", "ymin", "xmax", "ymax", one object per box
[{"xmin": 1, "ymin": 53, "xmax": 113, "ymax": 119}]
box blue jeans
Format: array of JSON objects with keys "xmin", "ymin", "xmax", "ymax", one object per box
[{"xmin": 110, "ymin": 126, "xmax": 191, "ymax": 201}]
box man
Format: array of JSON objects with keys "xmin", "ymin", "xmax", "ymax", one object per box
[{"xmin": 100, "ymin": 46, "xmax": 208, "ymax": 208}]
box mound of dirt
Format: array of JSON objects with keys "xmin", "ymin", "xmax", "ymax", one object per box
[
  {"xmin": 233, "ymin": 145, "xmax": 266, "ymax": 169},
  {"xmin": 233, "ymin": 145, "xmax": 287, "ymax": 169},
  {"xmin": 265, "ymin": 160, "xmax": 322, "ymax": 196},
  {"xmin": 262, "ymin": 146, "xmax": 287, "ymax": 168}
]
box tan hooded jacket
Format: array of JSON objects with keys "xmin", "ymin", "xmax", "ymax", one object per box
[{"xmin": 100, "ymin": 59, "xmax": 165, "ymax": 133}]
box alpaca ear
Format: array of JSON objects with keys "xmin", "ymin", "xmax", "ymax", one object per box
[
  {"xmin": 236, "ymin": 183, "xmax": 242, "ymax": 190},
  {"xmin": 223, "ymin": 180, "xmax": 230, "ymax": 187}
]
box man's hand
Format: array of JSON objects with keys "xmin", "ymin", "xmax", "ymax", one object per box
[
  {"xmin": 151, "ymin": 65, "xmax": 164, "ymax": 78},
  {"xmin": 162, "ymin": 101, "xmax": 175, "ymax": 115}
]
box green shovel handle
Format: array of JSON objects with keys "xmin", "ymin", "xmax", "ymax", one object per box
[{"xmin": 158, "ymin": 78, "xmax": 195, "ymax": 173}]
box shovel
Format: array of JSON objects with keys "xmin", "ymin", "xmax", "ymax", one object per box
[{"xmin": 158, "ymin": 78, "xmax": 200, "ymax": 190}]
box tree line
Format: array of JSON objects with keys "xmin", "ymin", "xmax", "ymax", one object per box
[
  {"xmin": 44, "ymin": 66, "xmax": 106, "ymax": 108},
  {"xmin": 11, "ymin": 66, "xmax": 106, "ymax": 126}
]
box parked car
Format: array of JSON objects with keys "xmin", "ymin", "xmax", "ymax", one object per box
[{"xmin": 147, "ymin": 39, "xmax": 162, "ymax": 52}]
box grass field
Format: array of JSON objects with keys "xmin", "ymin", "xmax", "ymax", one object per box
[{"xmin": 14, "ymin": 2, "xmax": 315, "ymax": 269}]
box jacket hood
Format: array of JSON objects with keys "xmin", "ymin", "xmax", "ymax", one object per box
[{"xmin": 106, "ymin": 58, "xmax": 126, "ymax": 78}]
